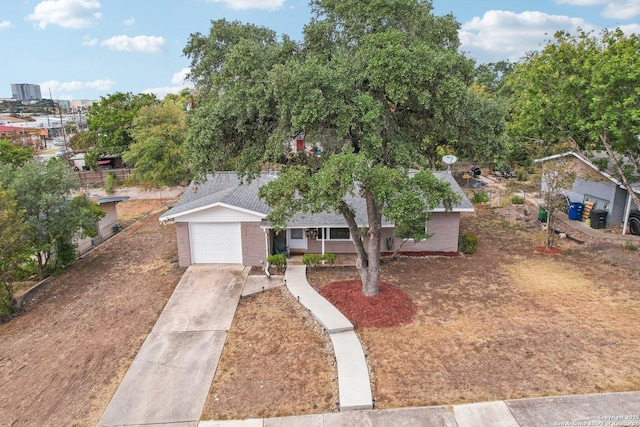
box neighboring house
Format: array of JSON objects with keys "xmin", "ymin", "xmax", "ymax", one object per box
[
  {"xmin": 76, "ymin": 196, "xmax": 129, "ymax": 255},
  {"xmin": 535, "ymin": 151, "xmax": 639, "ymax": 229},
  {"xmin": 159, "ymin": 171, "xmax": 474, "ymax": 267}
]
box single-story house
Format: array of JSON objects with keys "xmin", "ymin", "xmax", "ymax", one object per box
[
  {"xmin": 76, "ymin": 195, "xmax": 129, "ymax": 255},
  {"xmin": 159, "ymin": 171, "xmax": 474, "ymax": 267},
  {"xmin": 535, "ymin": 151, "xmax": 639, "ymax": 230}
]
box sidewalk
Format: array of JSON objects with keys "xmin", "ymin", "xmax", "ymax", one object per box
[
  {"xmin": 285, "ymin": 265, "xmax": 373, "ymax": 412},
  {"xmin": 200, "ymin": 391, "xmax": 640, "ymax": 426}
]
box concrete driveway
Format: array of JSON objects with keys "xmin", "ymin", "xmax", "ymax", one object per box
[{"xmin": 98, "ymin": 265, "xmax": 248, "ymax": 427}]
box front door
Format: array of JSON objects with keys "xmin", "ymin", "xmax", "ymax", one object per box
[{"xmin": 287, "ymin": 228, "xmax": 307, "ymax": 250}]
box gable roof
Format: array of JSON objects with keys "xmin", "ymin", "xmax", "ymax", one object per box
[
  {"xmin": 160, "ymin": 171, "xmax": 473, "ymax": 225},
  {"xmin": 535, "ymin": 151, "xmax": 640, "ymax": 194}
]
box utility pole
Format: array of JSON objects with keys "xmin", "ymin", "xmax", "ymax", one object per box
[{"xmin": 49, "ymin": 89, "xmax": 67, "ymax": 150}]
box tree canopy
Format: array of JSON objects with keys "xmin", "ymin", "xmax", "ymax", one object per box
[
  {"xmin": 85, "ymin": 92, "xmax": 158, "ymax": 159},
  {"xmin": 122, "ymin": 91, "xmax": 191, "ymax": 186},
  {"xmin": 505, "ymin": 28, "xmax": 640, "ymax": 208},
  {"xmin": 184, "ymin": 0, "xmax": 504, "ymax": 296},
  {"xmin": 0, "ymin": 139, "xmax": 33, "ymax": 166},
  {"xmin": 1, "ymin": 159, "xmax": 105, "ymax": 280},
  {"xmin": 0, "ymin": 184, "xmax": 29, "ymax": 317}
]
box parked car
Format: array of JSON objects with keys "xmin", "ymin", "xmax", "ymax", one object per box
[
  {"xmin": 630, "ymin": 210, "xmax": 640, "ymax": 236},
  {"xmin": 55, "ymin": 148, "xmax": 72, "ymax": 157}
]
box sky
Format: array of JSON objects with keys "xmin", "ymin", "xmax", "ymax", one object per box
[{"xmin": 1, "ymin": 0, "xmax": 639, "ymax": 101}]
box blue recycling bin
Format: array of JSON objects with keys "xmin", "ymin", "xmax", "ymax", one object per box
[{"xmin": 568, "ymin": 202, "xmax": 585, "ymax": 220}]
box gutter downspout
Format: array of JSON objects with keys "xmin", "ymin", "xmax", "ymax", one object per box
[
  {"xmin": 622, "ymin": 193, "xmax": 632, "ymax": 236},
  {"xmin": 264, "ymin": 229, "xmax": 271, "ymax": 278}
]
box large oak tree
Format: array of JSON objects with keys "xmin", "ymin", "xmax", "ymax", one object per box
[
  {"xmin": 506, "ymin": 28, "xmax": 640, "ymax": 210},
  {"xmin": 184, "ymin": 0, "xmax": 504, "ymax": 296}
]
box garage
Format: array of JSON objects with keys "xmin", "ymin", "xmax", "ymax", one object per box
[{"xmin": 189, "ymin": 223, "xmax": 242, "ymax": 264}]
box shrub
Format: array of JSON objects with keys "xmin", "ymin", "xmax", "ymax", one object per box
[
  {"xmin": 104, "ymin": 172, "xmax": 118, "ymax": 194},
  {"xmin": 511, "ymin": 195, "xmax": 525, "ymax": 205},
  {"xmin": 302, "ymin": 253, "xmax": 323, "ymax": 267},
  {"xmin": 472, "ymin": 190, "xmax": 489, "ymax": 203},
  {"xmin": 323, "ymin": 253, "xmax": 337, "ymax": 265},
  {"xmin": 458, "ymin": 233, "xmax": 478, "ymax": 254},
  {"xmin": 516, "ymin": 170, "xmax": 529, "ymax": 181},
  {"xmin": 267, "ymin": 254, "xmax": 287, "ymax": 267}
]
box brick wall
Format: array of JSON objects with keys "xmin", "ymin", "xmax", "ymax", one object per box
[
  {"xmin": 241, "ymin": 222, "xmax": 266, "ymax": 266},
  {"xmin": 176, "ymin": 222, "xmax": 191, "ymax": 267}
]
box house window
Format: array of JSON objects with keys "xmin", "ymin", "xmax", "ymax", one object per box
[
  {"xmin": 318, "ymin": 227, "xmax": 351, "ymax": 241},
  {"xmin": 290, "ymin": 228, "xmax": 303, "ymax": 239}
]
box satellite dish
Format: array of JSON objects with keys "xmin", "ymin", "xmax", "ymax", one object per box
[{"xmin": 442, "ymin": 155, "xmax": 457, "ymax": 165}]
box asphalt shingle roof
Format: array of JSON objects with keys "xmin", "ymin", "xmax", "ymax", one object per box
[{"xmin": 160, "ymin": 171, "xmax": 473, "ymax": 226}]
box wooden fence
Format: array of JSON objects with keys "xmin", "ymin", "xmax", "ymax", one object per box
[{"xmin": 75, "ymin": 168, "xmax": 132, "ymax": 186}]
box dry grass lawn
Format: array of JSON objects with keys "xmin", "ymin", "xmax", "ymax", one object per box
[{"xmin": 207, "ymin": 203, "xmax": 640, "ymax": 419}]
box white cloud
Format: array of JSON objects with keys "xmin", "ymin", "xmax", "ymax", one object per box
[
  {"xmin": 40, "ymin": 79, "xmax": 115, "ymax": 96},
  {"xmin": 602, "ymin": 0, "xmax": 640, "ymax": 19},
  {"xmin": 124, "ymin": 16, "xmax": 135, "ymax": 26},
  {"xmin": 27, "ymin": 0, "xmax": 102, "ymax": 30},
  {"xmin": 206, "ymin": 0, "xmax": 284, "ymax": 11},
  {"xmin": 460, "ymin": 10, "xmax": 593, "ymax": 63},
  {"xmin": 142, "ymin": 86, "xmax": 189, "ymax": 99},
  {"xmin": 554, "ymin": 0, "xmax": 608, "ymax": 5},
  {"xmin": 171, "ymin": 68, "xmax": 191, "ymax": 85},
  {"xmin": 619, "ymin": 22, "xmax": 640, "ymax": 33},
  {"xmin": 82, "ymin": 35, "xmax": 97, "ymax": 46},
  {"xmin": 101, "ymin": 35, "xmax": 166, "ymax": 53},
  {"xmin": 0, "ymin": 20, "xmax": 13, "ymax": 29},
  {"xmin": 554, "ymin": 0, "xmax": 640, "ymax": 20},
  {"xmin": 143, "ymin": 68, "xmax": 193, "ymax": 99}
]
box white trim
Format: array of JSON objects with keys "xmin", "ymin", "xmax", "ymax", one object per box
[
  {"xmin": 160, "ymin": 202, "xmax": 266, "ymax": 221},
  {"xmin": 317, "ymin": 227, "xmax": 352, "ymax": 241},
  {"xmin": 535, "ymin": 151, "xmax": 639, "ymax": 194},
  {"xmin": 287, "ymin": 228, "xmax": 307, "ymax": 249}
]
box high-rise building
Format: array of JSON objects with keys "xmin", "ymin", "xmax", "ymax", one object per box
[{"xmin": 11, "ymin": 83, "xmax": 42, "ymax": 101}]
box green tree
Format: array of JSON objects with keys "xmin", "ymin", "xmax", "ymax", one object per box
[
  {"xmin": 184, "ymin": 0, "xmax": 502, "ymax": 296},
  {"xmin": 123, "ymin": 95, "xmax": 190, "ymax": 186},
  {"xmin": 538, "ymin": 156, "xmax": 576, "ymax": 248},
  {"xmin": 506, "ymin": 28, "xmax": 640, "ymax": 209},
  {"xmin": 4, "ymin": 159, "xmax": 105, "ymax": 280},
  {"xmin": 86, "ymin": 92, "xmax": 158, "ymax": 157},
  {"xmin": 474, "ymin": 60, "xmax": 513, "ymax": 94},
  {"xmin": 0, "ymin": 184, "xmax": 29, "ymax": 317},
  {"xmin": 0, "ymin": 139, "xmax": 33, "ymax": 166}
]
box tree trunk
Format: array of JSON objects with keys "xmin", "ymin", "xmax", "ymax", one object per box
[
  {"xmin": 338, "ymin": 188, "xmax": 383, "ymax": 297},
  {"xmin": 600, "ymin": 133, "xmax": 640, "ymax": 211},
  {"xmin": 37, "ymin": 252, "xmax": 45, "ymax": 281}
]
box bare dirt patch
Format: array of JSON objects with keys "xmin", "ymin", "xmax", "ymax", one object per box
[
  {"xmin": 0, "ymin": 199, "xmax": 184, "ymax": 426},
  {"xmin": 201, "ymin": 286, "xmax": 338, "ymax": 420}
]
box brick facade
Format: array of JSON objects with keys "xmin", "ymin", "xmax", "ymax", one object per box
[
  {"xmin": 175, "ymin": 222, "xmax": 191, "ymax": 267},
  {"xmin": 241, "ymin": 222, "xmax": 266, "ymax": 266}
]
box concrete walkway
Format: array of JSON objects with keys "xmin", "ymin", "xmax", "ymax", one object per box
[
  {"xmin": 98, "ymin": 265, "xmax": 248, "ymax": 427},
  {"xmin": 284, "ymin": 265, "xmax": 373, "ymax": 412},
  {"xmin": 200, "ymin": 391, "xmax": 640, "ymax": 426}
]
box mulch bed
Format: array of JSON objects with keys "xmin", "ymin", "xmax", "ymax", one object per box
[
  {"xmin": 319, "ymin": 279, "xmax": 416, "ymax": 328},
  {"xmin": 534, "ymin": 246, "xmax": 562, "ymax": 255}
]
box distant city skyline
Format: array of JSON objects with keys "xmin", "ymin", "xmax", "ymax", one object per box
[
  {"xmin": 1, "ymin": 0, "xmax": 639, "ymax": 100},
  {"xmin": 11, "ymin": 83, "xmax": 42, "ymax": 101}
]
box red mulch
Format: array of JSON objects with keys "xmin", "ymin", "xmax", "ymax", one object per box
[
  {"xmin": 319, "ymin": 279, "xmax": 416, "ymax": 328},
  {"xmin": 381, "ymin": 251, "xmax": 460, "ymax": 258},
  {"xmin": 534, "ymin": 246, "xmax": 562, "ymax": 255}
]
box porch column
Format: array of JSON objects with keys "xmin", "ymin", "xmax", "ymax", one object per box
[
  {"xmin": 622, "ymin": 193, "xmax": 632, "ymax": 235},
  {"xmin": 321, "ymin": 227, "xmax": 326, "ymax": 255}
]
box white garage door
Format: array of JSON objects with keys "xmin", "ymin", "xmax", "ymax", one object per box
[{"xmin": 190, "ymin": 223, "xmax": 242, "ymax": 264}]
